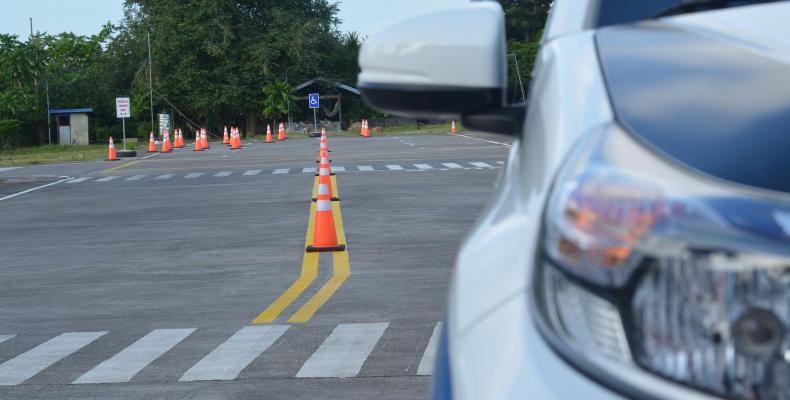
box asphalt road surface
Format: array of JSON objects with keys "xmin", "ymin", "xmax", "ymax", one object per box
[{"xmin": 0, "ymin": 131, "xmax": 511, "ymax": 400}]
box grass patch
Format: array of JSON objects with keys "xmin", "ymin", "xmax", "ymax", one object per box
[{"xmin": 0, "ymin": 141, "xmax": 138, "ymax": 166}]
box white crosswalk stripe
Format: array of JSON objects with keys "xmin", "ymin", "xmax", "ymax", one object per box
[
  {"xmin": 417, "ymin": 323, "xmax": 442, "ymax": 376},
  {"xmin": 126, "ymin": 175, "xmax": 146, "ymax": 181},
  {"xmin": 214, "ymin": 171, "xmax": 232, "ymax": 177},
  {"xmin": 496, "ymin": 161, "xmax": 505, "ymax": 165},
  {"xmin": 155, "ymin": 174, "xmax": 174, "ymax": 180},
  {"xmin": 74, "ymin": 329, "xmax": 194, "ymax": 384},
  {"xmin": 302, "ymin": 167, "xmax": 316, "ymax": 174},
  {"xmin": 332, "ymin": 166, "xmax": 345, "ymax": 172},
  {"xmin": 243, "ymin": 170, "xmax": 262, "ymax": 176},
  {"xmin": 357, "ymin": 165, "xmax": 374, "ymax": 171},
  {"xmin": 442, "ymin": 163, "xmax": 463, "ymax": 169},
  {"xmin": 184, "ymin": 173, "xmax": 203, "ymax": 179},
  {"xmin": 414, "ymin": 164, "xmax": 433, "ymax": 170},
  {"xmin": 296, "ymin": 322, "xmax": 388, "ymax": 378},
  {"xmin": 385, "ymin": 165, "xmax": 404, "ymax": 171},
  {"xmin": 470, "ymin": 162, "xmax": 494, "ymax": 168},
  {"xmin": 0, "ymin": 331, "xmax": 107, "ymax": 386},
  {"xmin": 67, "ymin": 177, "xmax": 92, "ymax": 183},
  {"xmin": 272, "ymin": 169, "xmax": 290, "ymax": 174},
  {"xmin": 95, "ymin": 176, "xmax": 120, "ymax": 182},
  {"xmin": 0, "ymin": 335, "xmax": 14, "ymax": 345},
  {"xmin": 179, "ymin": 325, "xmax": 289, "ymax": 382}
]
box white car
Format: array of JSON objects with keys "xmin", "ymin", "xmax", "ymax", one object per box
[{"xmin": 358, "ymin": 1, "xmax": 790, "ymax": 399}]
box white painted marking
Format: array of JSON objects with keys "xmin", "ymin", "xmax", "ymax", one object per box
[
  {"xmin": 0, "ymin": 176, "xmax": 72, "ymax": 202},
  {"xmin": 0, "ymin": 331, "xmax": 106, "ymax": 386},
  {"xmin": 442, "ymin": 163, "xmax": 463, "ymax": 169},
  {"xmin": 385, "ymin": 165, "xmax": 404, "ymax": 171},
  {"xmin": 126, "ymin": 175, "xmax": 146, "ymax": 181},
  {"xmin": 184, "ymin": 173, "xmax": 203, "ymax": 179},
  {"xmin": 496, "ymin": 161, "xmax": 505, "ymax": 165},
  {"xmin": 296, "ymin": 322, "xmax": 388, "ymax": 378},
  {"xmin": 179, "ymin": 325, "xmax": 288, "ymax": 381},
  {"xmin": 96, "ymin": 176, "xmax": 120, "ymax": 182},
  {"xmin": 414, "ymin": 164, "xmax": 433, "ymax": 170},
  {"xmin": 243, "ymin": 170, "xmax": 262, "ymax": 176},
  {"xmin": 154, "ymin": 174, "xmax": 174, "ymax": 180},
  {"xmin": 357, "ymin": 165, "xmax": 374, "ymax": 171},
  {"xmin": 272, "ymin": 169, "xmax": 290, "ymax": 175},
  {"xmin": 74, "ymin": 329, "xmax": 194, "ymax": 384},
  {"xmin": 214, "ymin": 171, "xmax": 232, "ymax": 177},
  {"xmin": 0, "ymin": 335, "xmax": 14, "ymax": 345},
  {"xmin": 450, "ymin": 132, "xmax": 512, "ymax": 147},
  {"xmin": 0, "ymin": 167, "xmax": 21, "ymax": 172},
  {"xmin": 67, "ymin": 177, "xmax": 93, "ymax": 183},
  {"xmin": 302, "ymin": 167, "xmax": 316, "ymax": 173},
  {"xmin": 332, "ymin": 166, "xmax": 345, "ymax": 172},
  {"xmin": 470, "ymin": 162, "xmax": 494, "ymax": 168},
  {"xmin": 417, "ymin": 323, "xmax": 442, "ymax": 376}
]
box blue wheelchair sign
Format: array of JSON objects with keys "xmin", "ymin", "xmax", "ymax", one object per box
[{"xmin": 308, "ymin": 93, "xmax": 320, "ymax": 109}]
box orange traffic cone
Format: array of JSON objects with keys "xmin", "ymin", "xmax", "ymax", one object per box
[
  {"xmin": 202, "ymin": 129, "xmax": 209, "ymax": 149},
  {"xmin": 223, "ymin": 126, "xmax": 230, "ymax": 145},
  {"xmin": 277, "ymin": 122, "xmax": 286, "ymax": 141},
  {"xmin": 173, "ymin": 130, "xmax": 179, "ymax": 148},
  {"xmin": 306, "ymin": 193, "xmax": 345, "ymax": 252},
  {"xmin": 106, "ymin": 136, "xmax": 119, "ymax": 161},
  {"xmin": 363, "ymin": 120, "xmax": 371, "ymax": 138},
  {"xmin": 451, "ymin": 120, "xmax": 457, "ymax": 134},
  {"xmin": 173, "ymin": 129, "xmax": 181, "ymax": 148},
  {"xmin": 192, "ymin": 129, "xmax": 203, "ymax": 152},
  {"xmin": 147, "ymin": 131, "xmax": 157, "ymax": 152},
  {"xmin": 161, "ymin": 131, "xmax": 172, "ymax": 153},
  {"xmin": 265, "ymin": 125, "xmax": 273, "ymax": 143},
  {"xmin": 231, "ymin": 128, "xmax": 241, "ymax": 150}
]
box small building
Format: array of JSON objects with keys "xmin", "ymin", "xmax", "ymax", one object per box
[{"xmin": 49, "ymin": 108, "xmax": 93, "ymax": 145}]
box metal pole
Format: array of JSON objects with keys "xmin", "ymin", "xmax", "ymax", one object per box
[
  {"xmin": 509, "ymin": 53, "xmax": 526, "ymax": 103},
  {"xmin": 313, "ymin": 108, "xmax": 317, "ymax": 134},
  {"xmin": 45, "ymin": 68, "xmax": 51, "ymax": 145},
  {"xmin": 122, "ymin": 118, "xmax": 127, "ymax": 150},
  {"xmin": 338, "ymin": 95, "xmax": 342, "ymax": 131},
  {"xmin": 147, "ymin": 32, "xmax": 154, "ymax": 137}
]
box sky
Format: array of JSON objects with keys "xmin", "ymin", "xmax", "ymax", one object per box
[{"xmin": 0, "ymin": 0, "xmax": 468, "ymax": 39}]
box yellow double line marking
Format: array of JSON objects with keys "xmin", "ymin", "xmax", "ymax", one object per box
[{"xmin": 252, "ymin": 175, "xmax": 349, "ymax": 324}]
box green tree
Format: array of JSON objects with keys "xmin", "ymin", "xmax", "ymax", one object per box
[
  {"xmin": 261, "ymin": 80, "xmax": 293, "ymax": 125},
  {"xmin": 497, "ymin": 0, "xmax": 550, "ymax": 101}
]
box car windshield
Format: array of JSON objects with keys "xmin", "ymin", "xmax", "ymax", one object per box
[{"xmin": 596, "ymin": 0, "xmax": 781, "ymax": 27}]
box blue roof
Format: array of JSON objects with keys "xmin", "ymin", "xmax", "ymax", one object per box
[{"xmin": 49, "ymin": 108, "xmax": 93, "ymax": 115}]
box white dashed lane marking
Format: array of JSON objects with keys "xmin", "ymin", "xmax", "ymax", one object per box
[
  {"xmin": 67, "ymin": 177, "xmax": 93, "ymax": 183},
  {"xmin": 272, "ymin": 169, "xmax": 290, "ymax": 175},
  {"xmin": 126, "ymin": 175, "xmax": 146, "ymax": 181},
  {"xmin": 414, "ymin": 164, "xmax": 433, "ymax": 170},
  {"xmin": 296, "ymin": 323, "xmax": 388, "ymax": 378},
  {"xmin": 442, "ymin": 163, "xmax": 463, "ymax": 169},
  {"xmin": 155, "ymin": 174, "xmax": 174, "ymax": 180},
  {"xmin": 357, "ymin": 165, "xmax": 374, "ymax": 171},
  {"xmin": 96, "ymin": 176, "xmax": 120, "ymax": 182},
  {"xmin": 302, "ymin": 167, "xmax": 316, "ymax": 174},
  {"xmin": 214, "ymin": 171, "xmax": 232, "ymax": 177},
  {"xmin": 184, "ymin": 173, "xmax": 203, "ymax": 179},
  {"xmin": 386, "ymin": 165, "xmax": 404, "ymax": 171},
  {"xmin": 243, "ymin": 170, "xmax": 262, "ymax": 176}
]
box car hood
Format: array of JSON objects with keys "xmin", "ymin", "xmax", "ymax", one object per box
[{"xmin": 595, "ymin": 2, "xmax": 790, "ymax": 193}]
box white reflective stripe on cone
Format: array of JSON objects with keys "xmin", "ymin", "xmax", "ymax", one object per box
[
  {"xmin": 318, "ymin": 184, "xmax": 329, "ymax": 195},
  {"xmin": 317, "ymin": 200, "xmax": 332, "ymax": 212},
  {"xmin": 319, "ymin": 168, "xmax": 330, "ymax": 176}
]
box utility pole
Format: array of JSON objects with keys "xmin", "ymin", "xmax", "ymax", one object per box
[
  {"xmin": 509, "ymin": 53, "xmax": 526, "ymax": 103},
  {"xmin": 147, "ymin": 31, "xmax": 155, "ymax": 137}
]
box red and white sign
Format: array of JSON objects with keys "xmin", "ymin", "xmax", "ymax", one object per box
[{"xmin": 115, "ymin": 97, "xmax": 131, "ymax": 118}]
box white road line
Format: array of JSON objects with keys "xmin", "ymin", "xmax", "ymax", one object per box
[
  {"xmin": 74, "ymin": 329, "xmax": 194, "ymax": 384},
  {"xmin": 243, "ymin": 170, "xmax": 262, "ymax": 176},
  {"xmin": 179, "ymin": 325, "xmax": 289, "ymax": 382},
  {"xmin": 357, "ymin": 165, "xmax": 374, "ymax": 171},
  {"xmin": 0, "ymin": 176, "xmax": 72, "ymax": 202},
  {"xmin": 470, "ymin": 162, "xmax": 494, "ymax": 168},
  {"xmin": 0, "ymin": 335, "xmax": 14, "ymax": 345},
  {"xmin": 96, "ymin": 176, "xmax": 120, "ymax": 182},
  {"xmin": 126, "ymin": 175, "xmax": 146, "ymax": 181},
  {"xmin": 154, "ymin": 174, "xmax": 174, "ymax": 180},
  {"xmin": 332, "ymin": 166, "xmax": 345, "ymax": 172},
  {"xmin": 0, "ymin": 331, "xmax": 107, "ymax": 386},
  {"xmin": 449, "ymin": 132, "xmax": 513, "ymax": 147},
  {"xmin": 0, "ymin": 167, "xmax": 21, "ymax": 172},
  {"xmin": 442, "ymin": 163, "xmax": 463, "ymax": 169},
  {"xmin": 414, "ymin": 164, "xmax": 433, "ymax": 170},
  {"xmin": 272, "ymin": 169, "xmax": 290, "ymax": 175},
  {"xmin": 67, "ymin": 177, "xmax": 93, "ymax": 183},
  {"xmin": 302, "ymin": 167, "xmax": 316, "ymax": 174},
  {"xmin": 184, "ymin": 173, "xmax": 203, "ymax": 179},
  {"xmin": 214, "ymin": 171, "xmax": 232, "ymax": 177},
  {"xmin": 296, "ymin": 322, "xmax": 388, "ymax": 378},
  {"xmin": 496, "ymin": 161, "xmax": 505, "ymax": 165},
  {"xmin": 385, "ymin": 165, "xmax": 404, "ymax": 171},
  {"xmin": 417, "ymin": 323, "xmax": 442, "ymax": 376}
]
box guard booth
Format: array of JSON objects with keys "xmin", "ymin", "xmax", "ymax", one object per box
[{"xmin": 49, "ymin": 108, "xmax": 93, "ymax": 145}]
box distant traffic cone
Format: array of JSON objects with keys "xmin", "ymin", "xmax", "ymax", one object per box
[
  {"xmin": 173, "ymin": 130, "xmax": 179, "ymax": 148},
  {"xmin": 147, "ymin": 131, "xmax": 157, "ymax": 152},
  {"xmin": 174, "ymin": 129, "xmax": 182, "ymax": 148},
  {"xmin": 202, "ymin": 129, "xmax": 209, "ymax": 149},
  {"xmin": 192, "ymin": 129, "xmax": 203, "ymax": 151},
  {"xmin": 306, "ymin": 194, "xmax": 345, "ymax": 252},
  {"xmin": 363, "ymin": 120, "xmax": 371, "ymax": 138},
  {"xmin": 223, "ymin": 126, "xmax": 230, "ymax": 145},
  {"xmin": 106, "ymin": 136, "xmax": 119, "ymax": 161},
  {"xmin": 161, "ymin": 130, "xmax": 172, "ymax": 153},
  {"xmin": 231, "ymin": 128, "xmax": 241, "ymax": 150},
  {"xmin": 277, "ymin": 122, "xmax": 286, "ymax": 141},
  {"xmin": 265, "ymin": 125, "xmax": 273, "ymax": 143},
  {"xmin": 451, "ymin": 120, "xmax": 457, "ymax": 134}
]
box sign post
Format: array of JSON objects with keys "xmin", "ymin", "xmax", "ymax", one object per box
[
  {"xmin": 308, "ymin": 93, "xmax": 319, "ymax": 133},
  {"xmin": 115, "ymin": 97, "xmax": 131, "ymax": 150}
]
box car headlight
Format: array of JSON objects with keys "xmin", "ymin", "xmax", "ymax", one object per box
[{"xmin": 532, "ymin": 123, "xmax": 790, "ymax": 400}]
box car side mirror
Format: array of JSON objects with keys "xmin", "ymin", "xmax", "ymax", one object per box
[{"xmin": 357, "ymin": 2, "xmax": 525, "ymax": 136}]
